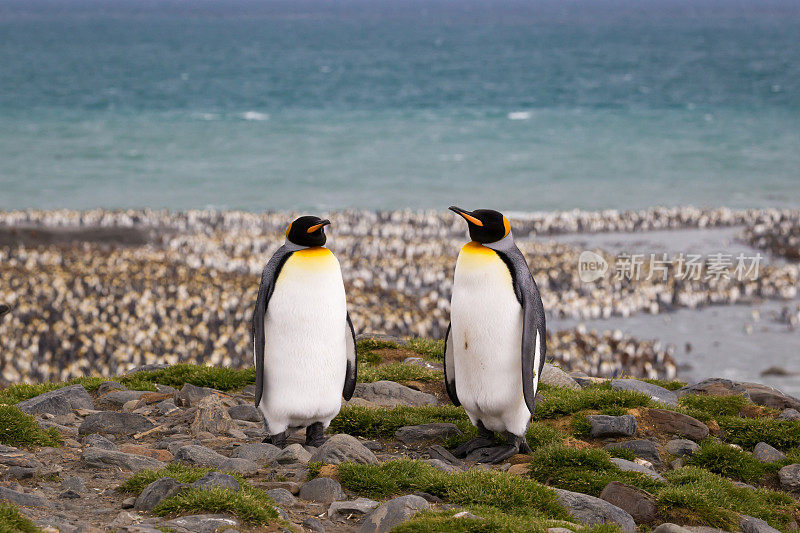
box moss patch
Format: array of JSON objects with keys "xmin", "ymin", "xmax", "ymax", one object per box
[
  {"xmin": 119, "ymin": 364, "xmax": 255, "ymax": 392},
  {"xmin": 677, "ymin": 394, "xmax": 751, "ymax": 421},
  {"xmin": 405, "ymin": 338, "xmax": 445, "ymax": 360},
  {"xmin": 717, "ymin": 417, "xmax": 800, "ymax": 449},
  {"xmin": 358, "ymin": 363, "xmax": 443, "ymax": 384},
  {"xmin": 0, "ymin": 405, "xmax": 62, "ymax": 448},
  {"xmin": 154, "ymin": 486, "xmax": 278, "ymax": 525},
  {"xmin": 356, "ymin": 338, "xmax": 401, "ymax": 353},
  {"xmin": 0, "ymin": 376, "xmax": 105, "ymax": 405},
  {"xmin": 0, "ymin": 502, "xmax": 39, "ymax": 533},
  {"xmin": 392, "ymin": 507, "xmax": 610, "ymax": 533},
  {"xmin": 330, "ymin": 405, "xmax": 471, "ymax": 439},
  {"xmin": 536, "ymin": 383, "xmax": 653, "ymax": 419},
  {"xmin": 688, "ymin": 439, "xmax": 767, "ymax": 484},
  {"xmin": 641, "ymin": 379, "xmax": 687, "ymax": 391}
]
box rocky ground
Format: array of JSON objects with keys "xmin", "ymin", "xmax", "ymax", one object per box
[{"xmin": 1, "ymin": 336, "xmax": 800, "ymax": 533}]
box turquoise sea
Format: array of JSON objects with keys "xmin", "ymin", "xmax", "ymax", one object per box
[{"xmin": 1, "ymin": 0, "xmax": 798, "ymax": 211}]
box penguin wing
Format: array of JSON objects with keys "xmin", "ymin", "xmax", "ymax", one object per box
[
  {"xmin": 496, "ymin": 245, "xmax": 547, "ymax": 416},
  {"xmin": 443, "ymin": 323, "xmax": 460, "ymax": 406},
  {"xmin": 252, "ymin": 245, "xmax": 293, "ymax": 408},
  {"xmin": 343, "ymin": 312, "xmax": 357, "ymax": 400}
]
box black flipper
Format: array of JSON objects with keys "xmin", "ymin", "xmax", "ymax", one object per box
[
  {"xmin": 443, "ymin": 323, "xmax": 460, "ymax": 406},
  {"xmin": 252, "ymin": 245, "xmax": 293, "ymax": 409},
  {"xmin": 343, "ymin": 312, "xmax": 357, "ymax": 400}
]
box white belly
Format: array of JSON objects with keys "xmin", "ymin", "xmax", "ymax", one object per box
[
  {"xmin": 450, "ymin": 242, "xmax": 530, "ymax": 436},
  {"xmin": 257, "ymin": 248, "xmax": 347, "ymax": 434}
]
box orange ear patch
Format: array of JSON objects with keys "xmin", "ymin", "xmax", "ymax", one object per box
[
  {"xmin": 503, "ymin": 216, "xmax": 510, "ymax": 236},
  {"xmin": 285, "ymin": 222, "xmax": 292, "ymax": 238}
]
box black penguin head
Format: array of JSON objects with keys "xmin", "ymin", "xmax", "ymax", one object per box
[
  {"xmin": 449, "ymin": 206, "xmax": 510, "ymax": 244},
  {"xmin": 285, "ymin": 215, "xmax": 331, "ymax": 247}
]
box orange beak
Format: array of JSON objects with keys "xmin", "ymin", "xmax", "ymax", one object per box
[
  {"xmin": 307, "ymin": 219, "xmax": 331, "ymax": 233},
  {"xmin": 449, "ymin": 206, "xmax": 483, "ymax": 227}
]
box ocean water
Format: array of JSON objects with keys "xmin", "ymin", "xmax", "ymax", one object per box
[{"xmin": 1, "ymin": 0, "xmax": 798, "ymax": 211}]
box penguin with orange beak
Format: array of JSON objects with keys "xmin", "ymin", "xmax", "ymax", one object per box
[
  {"xmin": 445, "ymin": 207, "xmax": 546, "ymax": 463},
  {"xmin": 252, "ymin": 215, "xmax": 357, "ymax": 448}
]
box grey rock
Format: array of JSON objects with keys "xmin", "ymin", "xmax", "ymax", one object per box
[
  {"xmin": 423, "ymin": 445, "xmax": 463, "ymax": 466},
  {"xmin": 395, "ymin": 423, "xmax": 461, "ymax": 445},
  {"xmin": 266, "ymin": 488, "xmax": 296, "ymax": 507},
  {"xmin": 228, "ymin": 404, "xmax": 261, "ymax": 422},
  {"xmin": 218, "ymin": 457, "xmax": 260, "ymax": 475},
  {"xmin": 605, "ymin": 439, "xmax": 661, "ymax": 466},
  {"xmin": 96, "ymin": 390, "xmax": 151, "ymax": 409},
  {"xmin": 299, "ymin": 477, "xmax": 346, "ymax": 503},
  {"xmin": 17, "ymin": 384, "xmax": 94, "ymax": 415},
  {"xmin": 82, "ymin": 433, "xmax": 117, "ymax": 450},
  {"xmin": 0, "ymin": 449, "xmax": 42, "ymax": 469},
  {"xmin": 356, "ymin": 332, "xmax": 406, "ymax": 345},
  {"xmin": 303, "ymin": 517, "xmax": 325, "ymax": 532},
  {"xmin": 741, "ymin": 382, "xmax": 800, "ymax": 411},
  {"xmin": 231, "ymin": 442, "xmax": 280, "ymax": 464},
  {"xmin": 175, "ymin": 444, "xmax": 227, "ymax": 468},
  {"xmin": 740, "ymin": 515, "xmax": 781, "ymax": 533},
  {"xmin": 676, "ymin": 378, "xmax": 748, "ymax": 398},
  {"xmin": 78, "ymin": 411, "xmax": 154, "ymax": 436},
  {"xmin": 547, "ymin": 529, "xmax": 574, "ymax": 533},
  {"xmin": 276, "ymin": 443, "xmax": 312, "ymax": 465},
  {"xmin": 540, "ymin": 363, "xmax": 581, "ymax": 390},
  {"xmin": 600, "ymin": 481, "xmax": 656, "ymax": 524},
  {"xmin": 328, "ymin": 497, "xmax": 379, "ymax": 517},
  {"xmin": 753, "ymin": 442, "xmax": 787, "ymax": 463},
  {"xmin": 353, "ymin": 380, "xmax": 438, "ymax": 407},
  {"xmin": 610, "ymin": 458, "xmax": 667, "ymax": 482},
  {"xmin": 653, "ymin": 525, "xmax": 693, "ymax": 533},
  {"xmin": 425, "ymin": 459, "xmax": 462, "ymax": 472},
  {"xmin": 96, "ymin": 381, "xmax": 126, "ymax": 396},
  {"xmin": 121, "ymin": 496, "xmax": 136, "ymax": 509},
  {"xmin": 0, "ymin": 486, "xmax": 53, "ymax": 508},
  {"xmin": 192, "ymin": 472, "xmax": 240, "ymax": 491},
  {"xmin": 135, "ymin": 477, "xmax": 188, "ymax": 511},
  {"xmin": 778, "ymin": 408, "xmax": 800, "ymax": 421},
  {"xmin": 684, "ymin": 528, "xmax": 735, "ymax": 533},
  {"xmin": 778, "ymin": 463, "xmax": 800, "ymax": 491},
  {"xmin": 190, "ymin": 394, "xmax": 234, "ymax": 436},
  {"xmin": 648, "ymin": 409, "xmax": 709, "ymax": 441},
  {"xmin": 359, "ymin": 494, "xmax": 430, "ymax": 533},
  {"xmin": 61, "ymin": 475, "xmax": 87, "ymax": 494},
  {"xmin": 56, "ymin": 489, "xmax": 80, "ymax": 499},
  {"xmin": 665, "ymin": 439, "xmax": 700, "ymax": 457},
  {"xmin": 161, "ymin": 514, "xmax": 240, "ymax": 533},
  {"xmin": 554, "ymin": 488, "xmax": 636, "ymax": 533},
  {"xmin": 612, "ymin": 379, "xmax": 678, "ymax": 406},
  {"xmin": 155, "ymin": 399, "xmax": 179, "ymax": 415},
  {"xmin": 83, "ymin": 447, "xmax": 165, "ymax": 472},
  {"xmin": 309, "ymin": 434, "xmax": 378, "ymax": 465},
  {"xmin": 588, "ymin": 415, "xmax": 637, "ymax": 438},
  {"xmin": 176, "ymin": 383, "xmax": 215, "ymax": 407}
]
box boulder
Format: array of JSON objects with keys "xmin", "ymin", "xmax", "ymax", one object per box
[
  {"xmin": 540, "ymin": 364, "xmax": 581, "ymax": 390},
  {"xmin": 0, "ymin": 485, "xmax": 53, "ymax": 508},
  {"xmin": 664, "ymin": 439, "xmax": 699, "ymax": 457},
  {"xmin": 353, "ymin": 381, "xmax": 438, "ymax": 407},
  {"xmin": 18, "ymin": 385, "xmax": 94, "ymax": 415},
  {"xmin": 276, "ymin": 443, "xmax": 312, "ymax": 465},
  {"xmin": 299, "ymin": 477, "xmax": 346, "ymax": 503},
  {"xmin": 78, "ymin": 411, "xmax": 154, "ymax": 436},
  {"xmin": 190, "ymin": 395, "xmax": 234, "ymax": 436},
  {"xmin": 611, "ymin": 379, "xmax": 678, "ymax": 406},
  {"xmin": 329, "ymin": 497, "xmax": 380, "ymax": 517},
  {"xmin": 95, "ymin": 381, "xmax": 126, "ymax": 396},
  {"xmin": 161, "ymin": 514, "xmax": 240, "ymax": 533},
  {"xmin": 588, "ymin": 415, "xmax": 637, "ymax": 438},
  {"xmin": 778, "ymin": 463, "xmax": 800, "ymax": 491},
  {"xmin": 423, "ymin": 445, "xmax": 463, "ymax": 466},
  {"xmin": 96, "ymin": 390, "xmax": 151, "ymax": 409},
  {"xmin": 175, "ymin": 383, "xmax": 216, "ymax": 407},
  {"xmin": 83, "ymin": 447, "xmax": 164, "ymax": 472},
  {"xmin": 610, "ymin": 458, "xmax": 667, "ymax": 482},
  {"xmin": 265, "ymin": 488, "xmax": 296, "ymax": 507},
  {"xmin": 82, "ymin": 434, "xmax": 117, "ymax": 450},
  {"xmin": 228, "ymin": 404, "xmax": 261, "ymax": 422},
  {"xmin": 647, "ymin": 409, "xmax": 709, "ymax": 441},
  {"xmin": 753, "ymin": 442, "xmax": 786, "ymax": 463},
  {"xmin": 395, "ymin": 423, "xmax": 462, "ymax": 445},
  {"xmin": 425, "ymin": 459, "xmax": 461, "ymax": 472},
  {"xmin": 605, "ymin": 439, "xmax": 661, "ymax": 466},
  {"xmin": 600, "ymin": 481, "xmax": 656, "ymax": 524},
  {"xmin": 778, "ymin": 408, "xmax": 800, "ymax": 421},
  {"xmin": 309, "ymin": 434, "xmax": 379, "ymax": 465},
  {"xmin": 359, "ymin": 494, "xmax": 430, "ymax": 533},
  {"xmin": 554, "ymin": 488, "xmax": 636, "ymax": 533},
  {"xmin": 741, "ymin": 382, "xmax": 800, "ymax": 411},
  {"xmin": 192, "ymin": 472, "xmax": 239, "ymax": 491},
  {"xmin": 231, "ymin": 442, "xmax": 280, "ymax": 464},
  {"xmin": 676, "ymin": 378, "xmax": 748, "ymax": 397},
  {"xmin": 174, "ymin": 444, "xmax": 227, "ymax": 468},
  {"xmin": 135, "ymin": 477, "xmax": 188, "ymax": 511},
  {"xmin": 653, "ymin": 525, "xmax": 693, "ymax": 533},
  {"xmin": 740, "ymin": 515, "xmax": 781, "ymax": 533},
  {"xmin": 218, "ymin": 457, "xmax": 260, "ymax": 475}
]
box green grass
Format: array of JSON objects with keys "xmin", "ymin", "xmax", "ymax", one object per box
[
  {"xmin": 356, "ymin": 338, "xmax": 401, "ymax": 352},
  {"xmin": 527, "ymin": 445, "xmax": 665, "ymax": 496},
  {"xmin": 658, "ymin": 467, "xmax": 799, "ymax": 531},
  {"xmin": 677, "ymin": 394, "xmax": 751, "ymax": 421},
  {"xmin": 0, "ymin": 405, "xmax": 62, "ymax": 448},
  {"xmin": 358, "ymin": 362, "xmax": 443, "ymax": 384},
  {"xmin": 118, "ymin": 364, "xmax": 255, "ymax": 392},
  {"xmin": 605, "ymin": 446, "xmax": 637, "ymax": 461},
  {"xmin": 118, "ymin": 463, "xmax": 215, "ymax": 494},
  {"xmin": 536, "ymin": 383, "xmax": 653, "ymax": 419},
  {"xmin": 641, "ymin": 379, "xmax": 687, "ymax": 391},
  {"xmin": 0, "ymin": 376, "xmax": 106, "ymax": 405},
  {"xmin": 687, "ymin": 439, "xmax": 766, "ymax": 484},
  {"xmin": 392, "ymin": 507, "xmax": 618, "ymax": 533},
  {"xmin": 154, "ymin": 486, "xmax": 279, "ymax": 525},
  {"xmin": 0, "ymin": 502, "xmax": 39, "ymax": 533},
  {"xmin": 569, "ymin": 413, "xmax": 591, "ymax": 437},
  {"xmin": 338, "ymin": 459, "xmax": 569, "ymax": 520},
  {"xmin": 405, "ymin": 338, "xmax": 445, "ymax": 360},
  {"xmin": 716, "ymin": 417, "xmax": 800, "ymax": 449}
]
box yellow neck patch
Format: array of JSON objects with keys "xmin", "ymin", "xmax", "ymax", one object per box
[{"xmin": 458, "ymin": 241, "xmax": 499, "ymax": 268}]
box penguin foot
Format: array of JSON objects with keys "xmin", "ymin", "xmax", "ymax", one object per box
[
  {"xmin": 451, "ymin": 421, "xmax": 494, "ymax": 458},
  {"xmin": 466, "ymin": 444, "xmax": 520, "ymax": 464},
  {"xmin": 263, "ymin": 431, "xmax": 288, "ymax": 448},
  {"xmin": 305, "ymin": 422, "xmax": 326, "ymax": 448}
]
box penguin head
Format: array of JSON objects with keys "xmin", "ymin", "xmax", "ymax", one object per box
[
  {"xmin": 449, "ymin": 206, "xmax": 510, "ymax": 244},
  {"xmin": 285, "ymin": 215, "xmax": 331, "ymax": 247}
]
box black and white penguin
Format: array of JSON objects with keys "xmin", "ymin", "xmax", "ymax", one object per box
[
  {"xmin": 251, "ymin": 216, "xmax": 357, "ymax": 448},
  {"xmin": 444, "ymin": 206, "xmax": 546, "ymax": 463}
]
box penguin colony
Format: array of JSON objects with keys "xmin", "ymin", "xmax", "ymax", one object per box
[{"xmin": 1, "ymin": 207, "xmax": 798, "ymax": 386}]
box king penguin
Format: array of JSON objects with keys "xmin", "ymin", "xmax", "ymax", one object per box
[
  {"xmin": 444, "ymin": 206, "xmax": 547, "ymax": 463},
  {"xmin": 252, "ymin": 215, "xmax": 357, "ymax": 448}
]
